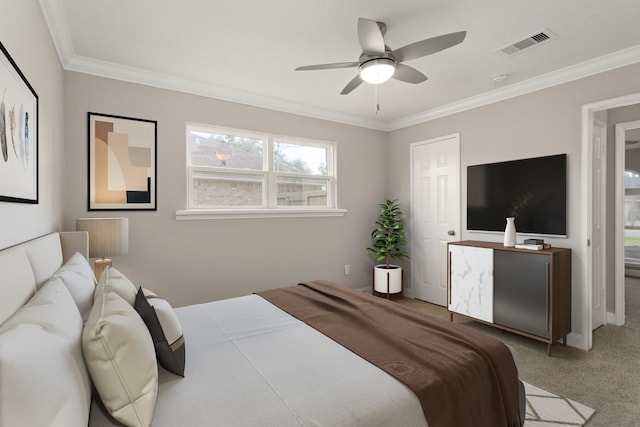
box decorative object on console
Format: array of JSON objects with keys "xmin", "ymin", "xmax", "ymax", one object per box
[
  {"xmin": 0, "ymin": 42, "xmax": 39, "ymax": 204},
  {"xmin": 515, "ymin": 243, "xmax": 543, "ymax": 250},
  {"xmin": 87, "ymin": 112, "xmax": 157, "ymax": 210},
  {"xmin": 524, "ymin": 238, "xmax": 544, "ymax": 245},
  {"xmin": 76, "ymin": 217, "xmax": 129, "ymax": 279},
  {"xmin": 503, "ymin": 191, "xmax": 534, "ymax": 247},
  {"xmin": 365, "ymin": 199, "xmax": 409, "ymax": 298},
  {"xmin": 503, "ymin": 217, "xmax": 516, "ymax": 247},
  {"xmin": 509, "ymin": 192, "xmax": 534, "ymax": 219},
  {"xmin": 517, "ymin": 241, "xmax": 552, "ymax": 250}
]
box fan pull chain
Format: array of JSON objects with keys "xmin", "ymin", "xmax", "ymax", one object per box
[{"xmin": 375, "ymin": 84, "xmax": 380, "ymax": 115}]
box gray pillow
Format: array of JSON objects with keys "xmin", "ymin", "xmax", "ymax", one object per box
[{"xmin": 134, "ymin": 287, "xmax": 185, "ymax": 377}]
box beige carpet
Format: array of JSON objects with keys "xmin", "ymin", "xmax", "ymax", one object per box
[{"xmin": 524, "ymin": 381, "xmax": 595, "ymax": 426}]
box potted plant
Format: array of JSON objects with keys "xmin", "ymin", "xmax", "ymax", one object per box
[
  {"xmin": 365, "ymin": 199, "xmax": 409, "ymax": 297},
  {"xmin": 504, "ymin": 192, "xmax": 534, "ymax": 247}
]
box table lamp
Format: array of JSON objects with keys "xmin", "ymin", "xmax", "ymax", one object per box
[{"xmin": 76, "ymin": 217, "xmax": 129, "ymax": 279}]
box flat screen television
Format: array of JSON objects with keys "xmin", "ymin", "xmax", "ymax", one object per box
[{"xmin": 467, "ymin": 154, "xmax": 567, "ymax": 236}]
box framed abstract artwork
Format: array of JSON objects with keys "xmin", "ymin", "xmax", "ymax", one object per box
[
  {"xmin": 88, "ymin": 112, "xmax": 157, "ymax": 210},
  {"xmin": 0, "ymin": 42, "xmax": 38, "ymax": 204}
]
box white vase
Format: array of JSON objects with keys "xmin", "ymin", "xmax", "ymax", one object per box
[{"xmin": 503, "ymin": 217, "xmax": 516, "ymax": 247}]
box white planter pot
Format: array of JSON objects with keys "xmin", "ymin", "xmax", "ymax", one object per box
[{"xmin": 373, "ymin": 265, "xmax": 403, "ymax": 295}]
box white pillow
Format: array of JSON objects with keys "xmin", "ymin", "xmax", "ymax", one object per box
[
  {"xmin": 83, "ymin": 288, "xmax": 158, "ymax": 427},
  {"xmin": 51, "ymin": 252, "xmax": 96, "ymax": 320},
  {"xmin": 0, "ymin": 249, "xmax": 36, "ymax": 325},
  {"xmin": 0, "ymin": 280, "xmax": 91, "ymax": 427},
  {"xmin": 5, "ymin": 276, "xmax": 83, "ymax": 341},
  {"xmin": 134, "ymin": 287, "xmax": 186, "ymax": 376},
  {"xmin": 94, "ymin": 266, "xmax": 137, "ymax": 305}
]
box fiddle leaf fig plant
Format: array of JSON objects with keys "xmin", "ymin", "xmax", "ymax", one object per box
[{"xmin": 365, "ymin": 199, "xmax": 409, "ymax": 268}]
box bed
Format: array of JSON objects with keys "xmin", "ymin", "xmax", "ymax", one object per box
[{"xmin": 0, "ymin": 232, "xmax": 525, "ymax": 427}]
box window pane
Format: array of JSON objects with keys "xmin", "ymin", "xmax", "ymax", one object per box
[
  {"xmin": 274, "ymin": 141, "xmax": 328, "ymax": 175},
  {"xmin": 189, "ymin": 130, "xmax": 264, "ymax": 170},
  {"xmin": 276, "ymin": 176, "xmax": 329, "ymax": 207},
  {"xmin": 192, "ymin": 172, "xmax": 264, "ymax": 207}
]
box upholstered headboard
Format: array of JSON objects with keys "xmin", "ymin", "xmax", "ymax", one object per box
[{"xmin": 0, "ymin": 231, "xmax": 89, "ymax": 324}]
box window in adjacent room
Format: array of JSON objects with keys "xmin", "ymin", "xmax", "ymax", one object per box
[{"xmin": 185, "ymin": 123, "xmax": 339, "ymax": 215}]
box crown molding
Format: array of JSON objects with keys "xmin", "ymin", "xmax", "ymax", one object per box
[
  {"xmin": 38, "ymin": 0, "xmax": 74, "ymax": 67},
  {"xmin": 39, "ymin": 2, "xmax": 640, "ymax": 132},
  {"xmin": 64, "ymin": 55, "xmax": 387, "ymax": 131},
  {"xmin": 387, "ymin": 44, "xmax": 640, "ymax": 131},
  {"xmin": 61, "ymin": 45, "xmax": 640, "ymax": 133}
]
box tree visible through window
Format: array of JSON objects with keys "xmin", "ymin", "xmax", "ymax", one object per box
[{"xmin": 187, "ymin": 124, "xmax": 336, "ymax": 210}]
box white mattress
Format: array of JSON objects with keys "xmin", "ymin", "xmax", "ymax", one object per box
[{"xmin": 89, "ymin": 294, "xmax": 428, "ymax": 427}]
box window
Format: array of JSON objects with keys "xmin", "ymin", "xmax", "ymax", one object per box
[{"xmin": 180, "ymin": 124, "xmax": 343, "ymax": 219}]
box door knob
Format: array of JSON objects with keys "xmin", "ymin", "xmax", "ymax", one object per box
[{"xmin": 448, "ymin": 230, "xmax": 455, "ymax": 236}]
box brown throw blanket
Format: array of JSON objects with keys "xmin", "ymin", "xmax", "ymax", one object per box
[{"xmin": 258, "ymin": 280, "xmax": 522, "ymax": 427}]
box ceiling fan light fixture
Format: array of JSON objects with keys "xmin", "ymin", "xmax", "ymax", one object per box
[{"xmin": 359, "ymin": 58, "xmax": 396, "ymax": 84}]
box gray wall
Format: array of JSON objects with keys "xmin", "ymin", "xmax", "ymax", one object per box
[
  {"xmin": 63, "ymin": 72, "xmax": 387, "ymax": 307},
  {"xmin": 387, "ymin": 62, "xmax": 640, "ymax": 347},
  {"xmin": 0, "ymin": 0, "xmax": 65, "ymax": 249}
]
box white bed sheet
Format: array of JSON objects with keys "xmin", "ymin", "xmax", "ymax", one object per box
[{"xmin": 89, "ymin": 294, "xmax": 429, "ymax": 427}]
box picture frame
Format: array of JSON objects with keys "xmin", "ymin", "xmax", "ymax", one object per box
[
  {"xmin": 0, "ymin": 42, "xmax": 39, "ymax": 204},
  {"xmin": 88, "ymin": 112, "xmax": 157, "ymax": 211}
]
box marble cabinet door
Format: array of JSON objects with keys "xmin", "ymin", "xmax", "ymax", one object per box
[{"xmin": 448, "ymin": 245, "xmax": 494, "ymax": 322}]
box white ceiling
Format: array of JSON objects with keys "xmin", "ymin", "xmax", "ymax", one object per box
[{"xmin": 40, "ymin": 0, "xmax": 640, "ymax": 131}]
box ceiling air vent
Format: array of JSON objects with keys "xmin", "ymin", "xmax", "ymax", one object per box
[{"xmin": 497, "ymin": 29, "xmax": 557, "ymax": 57}]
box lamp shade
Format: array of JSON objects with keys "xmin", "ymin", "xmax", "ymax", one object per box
[
  {"xmin": 359, "ymin": 58, "xmax": 396, "ymax": 84},
  {"xmin": 76, "ymin": 218, "xmax": 129, "ymax": 258}
]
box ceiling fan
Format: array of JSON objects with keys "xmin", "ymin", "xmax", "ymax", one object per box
[{"xmin": 295, "ymin": 18, "xmax": 466, "ymax": 95}]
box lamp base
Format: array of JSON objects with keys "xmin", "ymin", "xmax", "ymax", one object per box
[{"xmin": 94, "ymin": 258, "xmax": 112, "ymax": 281}]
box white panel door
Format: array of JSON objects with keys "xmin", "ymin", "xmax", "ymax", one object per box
[
  {"xmin": 411, "ymin": 134, "xmax": 460, "ymax": 305},
  {"xmin": 591, "ymin": 120, "xmax": 606, "ymax": 330},
  {"xmin": 448, "ymin": 245, "xmax": 494, "ymax": 323}
]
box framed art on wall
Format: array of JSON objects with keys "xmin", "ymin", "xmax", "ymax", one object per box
[
  {"xmin": 0, "ymin": 42, "xmax": 39, "ymax": 204},
  {"xmin": 88, "ymin": 112, "xmax": 157, "ymax": 210}
]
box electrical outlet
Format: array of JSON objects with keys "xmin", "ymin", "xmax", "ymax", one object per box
[{"xmin": 344, "ymin": 264, "xmax": 350, "ymax": 275}]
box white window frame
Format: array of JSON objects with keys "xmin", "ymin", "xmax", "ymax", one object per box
[{"xmin": 176, "ymin": 123, "xmax": 346, "ymax": 220}]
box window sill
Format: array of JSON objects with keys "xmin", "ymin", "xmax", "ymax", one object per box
[{"xmin": 175, "ymin": 208, "xmax": 348, "ymax": 220}]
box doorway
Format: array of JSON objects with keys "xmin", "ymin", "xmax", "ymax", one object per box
[
  {"xmin": 616, "ymin": 121, "xmax": 640, "ymax": 328},
  {"xmin": 583, "ymin": 92, "xmax": 640, "ymax": 350},
  {"xmin": 619, "ymin": 122, "xmax": 640, "ymax": 276}
]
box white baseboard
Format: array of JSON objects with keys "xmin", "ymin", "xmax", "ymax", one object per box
[{"xmin": 565, "ymin": 332, "xmax": 586, "ymax": 350}]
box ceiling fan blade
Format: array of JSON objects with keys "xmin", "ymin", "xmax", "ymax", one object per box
[
  {"xmin": 357, "ymin": 18, "xmax": 386, "ymax": 55},
  {"xmin": 393, "ymin": 64, "xmax": 428, "ymax": 84},
  {"xmin": 393, "ymin": 31, "xmax": 466, "ymax": 62},
  {"xmin": 340, "ymin": 74, "xmax": 364, "ymax": 95},
  {"xmin": 296, "ymin": 62, "xmax": 360, "ymax": 71}
]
